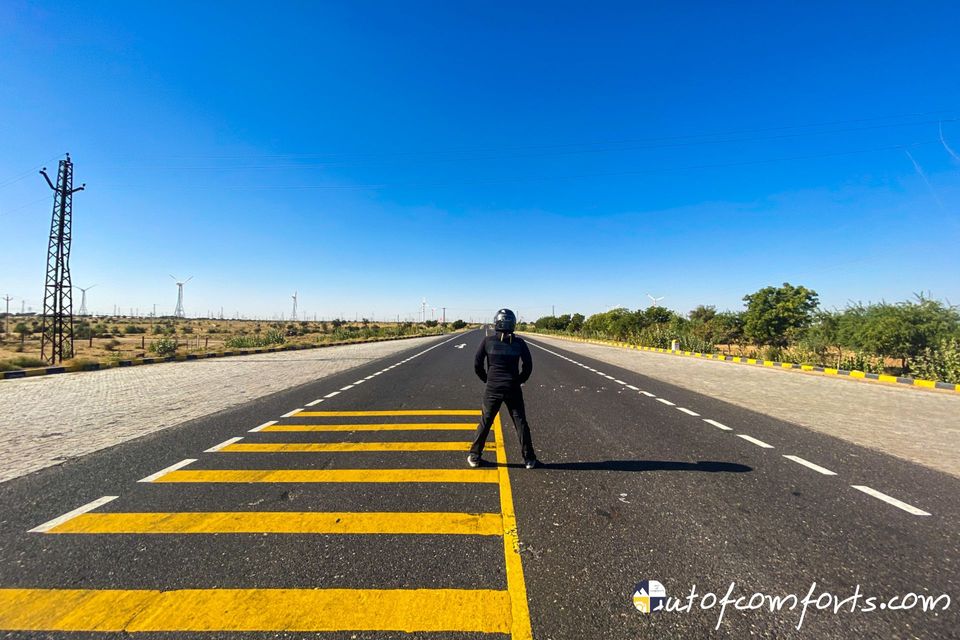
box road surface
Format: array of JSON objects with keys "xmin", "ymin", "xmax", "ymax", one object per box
[{"xmin": 0, "ymin": 329, "xmax": 957, "ymax": 638}]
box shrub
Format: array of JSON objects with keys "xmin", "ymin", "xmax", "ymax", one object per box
[
  {"xmin": 123, "ymin": 325, "xmax": 146, "ymax": 334},
  {"xmin": 910, "ymin": 339, "xmax": 960, "ymax": 383},
  {"xmin": 149, "ymin": 337, "xmax": 178, "ymax": 356},
  {"xmin": 103, "ymin": 339, "xmax": 122, "ymax": 352}
]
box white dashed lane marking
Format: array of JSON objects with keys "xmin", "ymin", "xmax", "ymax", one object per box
[
  {"xmin": 625, "ymin": 385, "xmax": 639, "ymax": 391},
  {"xmin": 703, "ymin": 419, "xmax": 732, "ymax": 431},
  {"xmin": 138, "ymin": 458, "xmax": 197, "ymax": 483},
  {"xmin": 640, "ymin": 391, "xmax": 656, "ymax": 397},
  {"xmin": 29, "ymin": 496, "xmax": 119, "ymax": 533},
  {"xmin": 324, "ymin": 391, "xmax": 341, "ymax": 398},
  {"xmin": 676, "ymin": 407, "xmax": 700, "ymax": 416},
  {"xmin": 783, "ymin": 455, "xmax": 837, "ymax": 476},
  {"xmin": 249, "ymin": 420, "xmax": 278, "ymax": 432},
  {"xmin": 852, "ymin": 485, "xmax": 931, "ymax": 516},
  {"xmin": 204, "ymin": 437, "xmax": 244, "ymax": 453},
  {"xmin": 655, "ymin": 398, "xmax": 675, "ymax": 406},
  {"xmin": 736, "ymin": 434, "xmax": 774, "ymax": 449}
]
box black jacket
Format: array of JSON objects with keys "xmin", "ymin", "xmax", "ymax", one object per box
[{"xmin": 474, "ymin": 332, "xmax": 532, "ymax": 389}]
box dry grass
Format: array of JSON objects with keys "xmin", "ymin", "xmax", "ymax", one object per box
[{"xmin": 0, "ymin": 316, "xmax": 448, "ymax": 369}]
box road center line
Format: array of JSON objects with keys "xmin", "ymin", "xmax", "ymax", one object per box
[
  {"xmin": 281, "ymin": 408, "xmax": 301, "ymax": 418},
  {"xmin": 249, "ymin": 420, "xmax": 278, "ymax": 432},
  {"xmin": 28, "ymin": 496, "xmax": 119, "ymax": 533},
  {"xmin": 138, "ymin": 459, "xmax": 197, "ymax": 483},
  {"xmin": 736, "ymin": 434, "xmax": 774, "ymax": 449},
  {"xmin": 304, "ymin": 399, "xmax": 325, "ymax": 407},
  {"xmin": 339, "ymin": 385, "xmax": 355, "ymax": 391},
  {"xmin": 640, "ymin": 391, "xmax": 655, "ymax": 397},
  {"xmin": 625, "ymin": 385, "xmax": 639, "ymax": 391},
  {"xmin": 851, "ymin": 485, "xmax": 931, "ymax": 516},
  {"xmin": 656, "ymin": 398, "xmax": 675, "ymax": 406},
  {"xmin": 676, "ymin": 407, "xmax": 700, "ymax": 416},
  {"xmin": 783, "ymin": 455, "xmax": 837, "ymax": 476},
  {"xmin": 324, "ymin": 391, "xmax": 341, "ymax": 398}
]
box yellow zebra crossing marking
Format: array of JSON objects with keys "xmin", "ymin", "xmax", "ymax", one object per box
[
  {"xmin": 293, "ymin": 409, "xmax": 481, "ymax": 417},
  {"xmin": 261, "ymin": 422, "xmax": 478, "ymax": 432},
  {"xmin": 152, "ymin": 468, "xmax": 499, "ymax": 484},
  {"xmin": 0, "ymin": 587, "xmax": 510, "ymax": 633},
  {"xmin": 44, "ymin": 511, "xmax": 503, "ymax": 536},
  {"xmin": 218, "ymin": 441, "xmax": 489, "ymax": 453}
]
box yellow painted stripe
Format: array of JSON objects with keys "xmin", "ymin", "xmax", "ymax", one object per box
[
  {"xmin": 492, "ymin": 414, "xmax": 534, "ymax": 640},
  {"xmin": 913, "ymin": 379, "xmax": 936, "ymax": 389},
  {"xmin": 48, "ymin": 511, "xmax": 503, "ymax": 536},
  {"xmin": 0, "ymin": 588, "xmax": 509, "ymax": 632},
  {"xmin": 800, "ymin": 364, "xmax": 814, "ymax": 371},
  {"xmin": 878, "ymin": 374, "xmax": 898, "ymax": 383},
  {"xmin": 262, "ymin": 423, "xmax": 477, "ymax": 432},
  {"xmin": 824, "ymin": 368, "xmax": 839, "ymax": 375},
  {"xmin": 295, "ymin": 410, "xmax": 481, "ymax": 417},
  {"xmin": 849, "ymin": 370, "xmax": 866, "ymax": 379},
  {"xmin": 220, "ymin": 442, "xmax": 483, "ymax": 453},
  {"xmin": 155, "ymin": 469, "xmax": 499, "ymax": 484}
]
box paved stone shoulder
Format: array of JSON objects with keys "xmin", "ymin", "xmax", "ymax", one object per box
[
  {"xmin": 528, "ymin": 334, "xmax": 960, "ymax": 479},
  {"xmin": 0, "ymin": 336, "xmax": 446, "ymax": 483}
]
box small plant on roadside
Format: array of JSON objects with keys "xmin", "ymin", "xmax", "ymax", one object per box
[{"xmin": 149, "ymin": 337, "xmax": 178, "ymax": 356}]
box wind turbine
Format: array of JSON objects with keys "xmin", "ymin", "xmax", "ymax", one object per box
[
  {"xmin": 171, "ymin": 275, "xmax": 193, "ymax": 318},
  {"xmin": 291, "ymin": 291, "xmax": 298, "ymax": 322},
  {"xmin": 647, "ymin": 293, "xmax": 665, "ymax": 307},
  {"xmin": 75, "ymin": 284, "xmax": 96, "ymax": 316}
]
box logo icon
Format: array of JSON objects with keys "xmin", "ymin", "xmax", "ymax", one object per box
[{"xmin": 633, "ymin": 580, "xmax": 667, "ymax": 613}]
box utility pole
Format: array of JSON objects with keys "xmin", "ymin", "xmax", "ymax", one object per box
[
  {"xmin": 442, "ymin": 307, "xmax": 446, "ymax": 324},
  {"xmin": 2, "ymin": 295, "xmax": 12, "ymax": 336},
  {"xmin": 39, "ymin": 154, "xmax": 85, "ymax": 364}
]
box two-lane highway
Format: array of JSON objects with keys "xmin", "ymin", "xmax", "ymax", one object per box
[{"xmin": 0, "ymin": 328, "xmax": 957, "ymax": 638}]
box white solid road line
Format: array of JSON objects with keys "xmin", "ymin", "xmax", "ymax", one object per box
[
  {"xmin": 625, "ymin": 385, "xmax": 639, "ymax": 391},
  {"xmin": 281, "ymin": 408, "xmax": 301, "ymax": 418},
  {"xmin": 703, "ymin": 419, "xmax": 732, "ymax": 431},
  {"xmin": 204, "ymin": 437, "xmax": 244, "ymax": 453},
  {"xmin": 138, "ymin": 458, "xmax": 197, "ymax": 483},
  {"xmin": 783, "ymin": 455, "xmax": 837, "ymax": 476},
  {"xmin": 249, "ymin": 420, "xmax": 278, "ymax": 432},
  {"xmin": 852, "ymin": 485, "xmax": 931, "ymax": 516},
  {"xmin": 304, "ymin": 398, "xmax": 325, "ymax": 407},
  {"xmin": 323, "ymin": 391, "xmax": 341, "ymax": 398},
  {"xmin": 676, "ymin": 407, "xmax": 700, "ymax": 416},
  {"xmin": 656, "ymin": 398, "xmax": 675, "ymax": 406},
  {"xmin": 29, "ymin": 496, "xmax": 119, "ymax": 533},
  {"xmin": 736, "ymin": 434, "xmax": 774, "ymax": 449},
  {"xmin": 640, "ymin": 391, "xmax": 656, "ymax": 397}
]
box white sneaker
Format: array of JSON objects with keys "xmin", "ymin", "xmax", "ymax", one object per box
[{"xmin": 467, "ymin": 454, "xmax": 481, "ymax": 468}]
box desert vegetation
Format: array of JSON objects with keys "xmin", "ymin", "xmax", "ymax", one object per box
[{"xmin": 523, "ymin": 284, "xmax": 960, "ymax": 384}]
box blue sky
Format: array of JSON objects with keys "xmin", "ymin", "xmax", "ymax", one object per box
[{"xmin": 1, "ymin": 1, "xmax": 958, "ymax": 322}]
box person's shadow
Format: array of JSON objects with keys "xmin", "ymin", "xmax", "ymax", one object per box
[{"xmin": 491, "ymin": 460, "xmax": 752, "ymax": 473}]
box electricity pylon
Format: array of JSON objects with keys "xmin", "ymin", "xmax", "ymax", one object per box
[{"xmin": 39, "ymin": 154, "xmax": 85, "ymax": 364}]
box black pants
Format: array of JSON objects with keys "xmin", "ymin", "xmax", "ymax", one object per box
[{"xmin": 470, "ymin": 384, "xmax": 536, "ymax": 461}]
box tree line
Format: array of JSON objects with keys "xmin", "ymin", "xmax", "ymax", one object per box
[{"xmin": 522, "ymin": 283, "xmax": 960, "ymax": 383}]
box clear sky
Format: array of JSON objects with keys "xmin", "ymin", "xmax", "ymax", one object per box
[{"xmin": 1, "ymin": 1, "xmax": 958, "ymax": 322}]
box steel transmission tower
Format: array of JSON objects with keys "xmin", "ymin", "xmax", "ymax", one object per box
[
  {"xmin": 39, "ymin": 154, "xmax": 85, "ymax": 364},
  {"xmin": 171, "ymin": 275, "xmax": 192, "ymax": 318}
]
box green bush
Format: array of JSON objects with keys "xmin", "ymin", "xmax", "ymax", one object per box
[
  {"xmin": 123, "ymin": 325, "xmax": 146, "ymax": 334},
  {"xmin": 910, "ymin": 339, "xmax": 960, "ymax": 383},
  {"xmin": 149, "ymin": 337, "xmax": 178, "ymax": 356},
  {"xmin": 0, "ymin": 356, "xmax": 47, "ymax": 371}
]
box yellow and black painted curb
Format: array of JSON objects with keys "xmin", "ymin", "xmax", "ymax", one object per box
[
  {"xmin": 521, "ymin": 332, "xmax": 960, "ymax": 394},
  {"xmin": 0, "ymin": 333, "xmax": 452, "ymax": 381}
]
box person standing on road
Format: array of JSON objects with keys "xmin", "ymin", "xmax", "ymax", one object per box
[{"xmin": 468, "ymin": 308, "xmax": 539, "ymax": 469}]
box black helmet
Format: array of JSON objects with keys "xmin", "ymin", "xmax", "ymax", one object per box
[{"xmin": 494, "ymin": 308, "xmax": 517, "ymax": 333}]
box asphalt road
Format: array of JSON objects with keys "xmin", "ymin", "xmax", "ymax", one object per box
[{"xmin": 0, "ymin": 328, "xmax": 957, "ymax": 638}]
